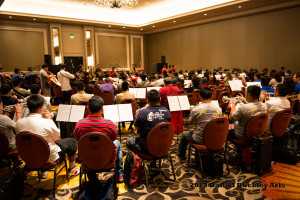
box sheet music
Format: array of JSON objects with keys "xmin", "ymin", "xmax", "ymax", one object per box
[
  {"xmin": 229, "ymin": 80, "xmax": 243, "ymax": 91},
  {"xmin": 44, "ymin": 97, "xmax": 51, "ymax": 103},
  {"xmin": 184, "ymin": 80, "xmax": 192, "ymax": 88},
  {"xmin": 118, "ymin": 104, "xmax": 133, "ymax": 122},
  {"xmin": 215, "ymin": 75, "xmax": 221, "ymax": 80},
  {"xmin": 129, "ymin": 88, "xmax": 137, "ymax": 97},
  {"xmin": 147, "ymin": 87, "xmax": 161, "ymax": 92},
  {"xmin": 178, "ymin": 95, "xmax": 191, "ymax": 111},
  {"xmin": 56, "ymin": 104, "xmax": 72, "ymax": 122},
  {"xmin": 239, "ymin": 73, "xmax": 246, "ymax": 77},
  {"xmin": 112, "ymin": 78, "xmax": 119, "ymax": 82},
  {"xmin": 198, "ymin": 74, "xmax": 204, "ymax": 78},
  {"xmin": 103, "ymin": 105, "xmax": 119, "ymax": 122},
  {"xmin": 179, "ymin": 74, "xmax": 184, "ymax": 78},
  {"xmin": 69, "ymin": 105, "xmax": 85, "ymax": 122},
  {"xmin": 167, "ymin": 96, "xmax": 181, "ymax": 112},
  {"xmin": 211, "ymin": 100, "xmax": 220, "ymax": 108},
  {"xmin": 222, "ymin": 73, "xmax": 226, "ymax": 77},
  {"xmin": 246, "ymin": 82, "xmax": 261, "ymax": 88},
  {"xmin": 136, "ymin": 88, "xmax": 146, "ymax": 99}
]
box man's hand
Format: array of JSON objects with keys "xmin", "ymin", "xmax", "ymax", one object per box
[
  {"xmin": 12, "ymin": 95, "xmax": 18, "ymax": 99},
  {"xmin": 43, "ymin": 110, "xmax": 52, "ymax": 119},
  {"xmin": 14, "ymin": 104, "xmax": 22, "ymax": 113}
]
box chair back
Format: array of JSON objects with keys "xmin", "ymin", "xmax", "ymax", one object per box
[
  {"xmin": 203, "ymin": 118, "xmax": 229, "ymax": 151},
  {"xmin": 231, "ymin": 90, "xmax": 245, "ymax": 97},
  {"xmin": 179, "ymin": 90, "xmax": 187, "ymax": 95},
  {"xmin": 211, "ymin": 88, "xmax": 217, "ymax": 100},
  {"xmin": 0, "ymin": 133, "xmax": 9, "ymax": 157},
  {"xmin": 147, "ymin": 122, "xmax": 174, "ymax": 158},
  {"xmin": 217, "ymin": 92, "xmax": 230, "ymax": 110},
  {"xmin": 244, "ymin": 113, "xmax": 268, "ymax": 142},
  {"xmin": 270, "ymin": 109, "xmax": 293, "ymax": 138},
  {"xmin": 93, "ymin": 87, "xmax": 101, "ymax": 96},
  {"xmin": 100, "ymin": 90, "xmax": 114, "ymax": 105},
  {"xmin": 192, "ymin": 90, "xmax": 201, "ymax": 103},
  {"xmin": 16, "ymin": 132, "xmax": 50, "ymax": 168},
  {"xmin": 79, "ymin": 101, "xmax": 89, "ymax": 118},
  {"xmin": 78, "ymin": 132, "xmax": 114, "ymax": 170},
  {"xmin": 121, "ymin": 99, "xmax": 137, "ymax": 119},
  {"xmin": 53, "ymin": 86, "xmax": 63, "ymax": 98},
  {"xmin": 187, "ymin": 93, "xmax": 197, "ymax": 106},
  {"xmin": 72, "ymin": 87, "xmax": 78, "ymax": 95}
]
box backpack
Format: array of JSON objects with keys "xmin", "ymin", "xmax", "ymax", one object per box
[{"xmin": 123, "ymin": 151, "xmax": 144, "ymax": 190}]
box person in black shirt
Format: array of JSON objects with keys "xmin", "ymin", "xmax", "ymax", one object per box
[
  {"xmin": 1, "ymin": 84, "xmax": 18, "ymax": 106},
  {"xmin": 172, "ymin": 72, "xmax": 181, "ymax": 84},
  {"xmin": 185, "ymin": 77, "xmax": 202, "ymax": 93}
]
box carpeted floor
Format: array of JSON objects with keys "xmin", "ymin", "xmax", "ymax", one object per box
[{"xmin": 1, "ymin": 123, "xmax": 299, "ymax": 200}]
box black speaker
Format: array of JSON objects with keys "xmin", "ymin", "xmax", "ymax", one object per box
[
  {"xmin": 44, "ymin": 55, "xmax": 52, "ymax": 65},
  {"xmin": 161, "ymin": 56, "xmax": 165, "ymax": 64},
  {"xmin": 152, "ymin": 63, "xmax": 168, "ymax": 74}
]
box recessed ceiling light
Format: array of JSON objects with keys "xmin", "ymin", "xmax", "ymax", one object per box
[
  {"xmin": 204, "ymin": 13, "xmax": 207, "ymax": 16},
  {"xmin": 173, "ymin": 20, "xmax": 176, "ymax": 23},
  {"xmin": 33, "ymin": 18, "xmax": 36, "ymax": 21},
  {"xmin": 140, "ymin": 28, "xmax": 143, "ymax": 30},
  {"xmin": 238, "ymin": 5, "xmax": 242, "ymax": 8},
  {"xmin": 152, "ymin": 25, "xmax": 155, "ymax": 27},
  {"xmin": 9, "ymin": 16, "xmax": 12, "ymax": 19},
  {"xmin": 123, "ymin": 27, "xmax": 125, "ymax": 29},
  {"xmin": 108, "ymin": 25, "xmax": 111, "ymax": 27}
]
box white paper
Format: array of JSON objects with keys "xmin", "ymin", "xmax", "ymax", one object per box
[
  {"xmin": 118, "ymin": 104, "xmax": 133, "ymax": 122},
  {"xmin": 179, "ymin": 74, "xmax": 184, "ymax": 78},
  {"xmin": 167, "ymin": 96, "xmax": 181, "ymax": 112},
  {"xmin": 215, "ymin": 75, "xmax": 221, "ymax": 80},
  {"xmin": 56, "ymin": 104, "xmax": 72, "ymax": 122},
  {"xmin": 103, "ymin": 105, "xmax": 119, "ymax": 122},
  {"xmin": 246, "ymin": 82, "xmax": 261, "ymax": 88},
  {"xmin": 147, "ymin": 87, "xmax": 161, "ymax": 92},
  {"xmin": 198, "ymin": 74, "xmax": 204, "ymax": 78},
  {"xmin": 184, "ymin": 80, "xmax": 192, "ymax": 88},
  {"xmin": 44, "ymin": 97, "xmax": 51, "ymax": 103},
  {"xmin": 129, "ymin": 88, "xmax": 137, "ymax": 97},
  {"xmin": 229, "ymin": 80, "xmax": 243, "ymax": 91},
  {"xmin": 178, "ymin": 95, "xmax": 191, "ymax": 111},
  {"xmin": 69, "ymin": 105, "xmax": 85, "ymax": 122},
  {"xmin": 240, "ymin": 73, "xmax": 246, "ymax": 77},
  {"xmin": 222, "ymin": 73, "xmax": 226, "ymax": 77},
  {"xmin": 211, "ymin": 100, "xmax": 220, "ymax": 108},
  {"xmin": 136, "ymin": 88, "xmax": 146, "ymax": 99},
  {"xmin": 112, "ymin": 78, "xmax": 119, "ymax": 82}
]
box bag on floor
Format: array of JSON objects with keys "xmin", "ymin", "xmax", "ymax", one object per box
[
  {"xmin": 200, "ymin": 151, "xmax": 223, "ymax": 177},
  {"xmin": 272, "ymin": 146, "xmax": 298, "ymax": 165},
  {"xmin": 0, "ymin": 171, "xmax": 23, "ymax": 200},
  {"xmin": 123, "ymin": 151, "xmax": 144, "ymax": 190}
]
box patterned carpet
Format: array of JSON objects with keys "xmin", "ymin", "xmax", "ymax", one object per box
[{"xmin": 2, "ymin": 122, "xmax": 300, "ymax": 199}]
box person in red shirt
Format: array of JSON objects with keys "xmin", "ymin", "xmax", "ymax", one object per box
[
  {"xmin": 73, "ymin": 96, "xmax": 124, "ymax": 182},
  {"xmin": 161, "ymin": 65, "xmax": 168, "ymax": 75},
  {"xmin": 159, "ymin": 77, "xmax": 183, "ymax": 134},
  {"xmin": 109, "ymin": 67, "xmax": 117, "ymax": 78},
  {"xmin": 169, "ymin": 65, "xmax": 176, "ymax": 73}
]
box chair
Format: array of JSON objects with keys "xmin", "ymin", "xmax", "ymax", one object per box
[
  {"xmin": 192, "ymin": 90, "xmax": 201, "ymax": 103},
  {"xmin": 93, "ymin": 87, "xmax": 101, "ymax": 96},
  {"xmin": 231, "ymin": 90, "xmax": 245, "ymax": 97},
  {"xmin": 16, "ymin": 132, "xmax": 69, "ymax": 198},
  {"xmin": 100, "ymin": 90, "xmax": 114, "ymax": 105},
  {"xmin": 188, "ymin": 118, "xmax": 229, "ymax": 178},
  {"xmin": 53, "ymin": 86, "xmax": 63, "ymax": 98},
  {"xmin": 187, "ymin": 93, "xmax": 197, "ymax": 106},
  {"xmin": 128, "ymin": 122, "xmax": 176, "ymax": 187},
  {"xmin": 217, "ymin": 91, "xmax": 230, "ymax": 111},
  {"xmin": 179, "ymin": 90, "xmax": 187, "ymax": 95},
  {"xmin": 270, "ymin": 109, "xmax": 293, "ymax": 138},
  {"xmin": 78, "ymin": 101, "xmax": 89, "ymax": 118},
  {"xmin": 0, "ymin": 132, "xmax": 19, "ymax": 169},
  {"xmin": 78, "ymin": 132, "xmax": 117, "ymax": 197},
  {"xmin": 211, "ymin": 88, "xmax": 217, "ymax": 100},
  {"xmin": 176, "ymin": 82, "xmax": 182, "ymax": 90},
  {"xmin": 71, "ymin": 87, "xmax": 78, "ymax": 95}
]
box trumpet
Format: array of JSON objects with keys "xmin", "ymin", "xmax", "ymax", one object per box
[
  {"xmin": 286, "ymin": 94, "xmax": 300, "ymax": 101},
  {"xmin": 222, "ymin": 96, "xmax": 242, "ymax": 104},
  {"xmin": 3, "ymin": 103, "xmax": 27, "ymax": 113}
]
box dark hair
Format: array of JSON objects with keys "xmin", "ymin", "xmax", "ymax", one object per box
[
  {"xmin": 28, "ymin": 67, "xmax": 33, "ymax": 71},
  {"xmin": 88, "ymin": 96, "xmax": 104, "ymax": 113},
  {"xmin": 200, "ymin": 87, "xmax": 212, "ymax": 99},
  {"xmin": 254, "ymin": 73, "xmax": 261, "ymax": 80},
  {"xmin": 13, "ymin": 79, "xmax": 21, "ymax": 87},
  {"xmin": 192, "ymin": 77, "xmax": 200, "ymax": 87},
  {"xmin": 59, "ymin": 64, "xmax": 66, "ymax": 69},
  {"xmin": 42, "ymin": 64, "xmax": 48, "ymax": 69},
  {"xmin": 296, "ymin": 72, "xmax": 300, "ymax": 79},
  {"xmin": 174, "ymin": 72, "xmax": 178, "ymax": 77},
  {"xmin": 283, "ymin": 76, "xmax": 295, "ymax": 95},
  {"xmin": 273, "ymin": 72, "xmax": 282, "ymax": 83},
  {"xmin": 30, "ymin": 84, "xmax": 41, "ymax": 94},
  {"xmin": 76, "ymin": 81, "xmax": 85, "ymax": 91},
  {"xmin": 246, "ymin": 85, "xmax": 261, "ymax": 100},
  {"xmin": 14, "ymin": 68, "xmax": 20, "ymax": 74},
  {"xmin": 276, "ymin": 84, "xmax": 287, "ymax": 97},
  {"xmin": 105, "ymin": 78, "xmax": 110, "ymax": 83},
  {"xmin": 260, "ymin": 76, "xmax": 270, "ymax": 86},
  {"xmin": 1, "ymin": 84, "xmax": 12, "ymax": 94},
  {"xmin": 164, "ymin": 78, "xmax": 172, "ymax": 85},
  {"xmin": 0, "ymin": 68, "xmax": 3, "ymax": 71},
  {"xmin": 122, "ymin": 81, "xmax": 129, "ymax": 91},
  {"xmin": 121, "ymin": 75, "xmax": 127, "ymax": 81},
  {"xmin": 147, "ymin": 90, "xmax": 160, "ymax": 103},
  {"xmin": 201, "ymin": 77, "xmax": 208, "ymax": 85},
  {"xmin": 158, "ymin": 74, "xmax": 162, "ymax": 79},
  {"xmin": 141, "ymin": 74, "xmax": 147, "ymax": 81},
  {"xmin": 27, "ymin": 94, "xmax": 44, "ymax": 113}
]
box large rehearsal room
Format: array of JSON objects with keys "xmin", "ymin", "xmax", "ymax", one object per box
[{"xmin": 0, "ymin": 0, "xmax": 300, "ymax": 199}]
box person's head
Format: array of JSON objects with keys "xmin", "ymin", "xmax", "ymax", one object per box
[
  {"xmin": 122, "ymin": 81, "xmax": 129, "ymax": 91},
  {"xmin": 296, "ymin": 72, "xmax": 300, "ymax": 83},
  {"xmin": 13, "ymin": 79, "xmax": 21, "ymax": 87},
  {"xmin": 273, "ymin": 72, "xmax": 282, "ymax": 83},
  {"xmin": 150, "ymin": 75, "xmax": 156, "ymax": 82},
  {"xmin": 14, "ymin": 68, "xmax": 20, "ymax": 74},
  {"xmin": 27, "ymin": 94, "xmax": 44, "ymax": 113},
  {"xmin": 76, "ymin": 81, "xmax": 85, "ymax": 91},
  {"xmin": 79, "ymin": 65, "xmax": 84, "ymax": 71},
  {"xmin": 105, "ymin": 78, "xmax": 110, "ymax": 83},
  {"xmin": 112, "ymin": 67, "xmax": 115, "ymax": 71},
  {"xmin": 254, "ymin": 73, "xmax": 261, "ymax": 81},
  {"xmin": 261, "ymin": 76, "xmax": 270, "ymax": 86},
  {"xmin": 200, "ymin": 87, "xmax": 212, "ymax": 100},
  {"xmin": 164, "ymin": 77, "xmax": 172, "ymax": 85},
  {"xmin": 59, "ymin": 64, "xmax": 66, "ymax": 70},
  {"xmin": 245, "ymin": 85, "xmax": 260, "ymax": 101},
  {"xmin": 192, "ymin": 77, "xmax": 200, "ymax": 87},
  {"xmin": 275, "ymin": 84, "xmax": 287, "ymax": 97},
  {"xmin": 174, "ymin": 72, "xmax": 178, "ymax": 77},
  {"xmin": 158, "ymin": 74, "xmax": 162, "ymax": 79},
  {"xmin": 30, "ymin": 84, "xmax": 41, "ymax": 94},
  {"xmin": 147, "ymin": 90, "xmax": 160, "ymax": 105},
  {"xmin": 0, "ymin": 68, "xmax": 3, "ymax": 72},
  {"xmin": 104, "ymin": 73, "xmax": 109, "ymax": 78},
  {"xmin": 1, "ymin": 84, "xmax": 12, "ymax": 95},
  {"xmin": 88, "ymin": 96, "xmax": 104, "ymax": 114},
  {"xmin": 28, "ymin": 67, "xmax": 33, "ymax": 72},
  {"xmin": 121, "ymin": 75, "xmax": 127, "ymax": 81},
  {"xmin": 226, "ymin": 71, "xmax": 232, "ymax": 80},
  {"xmin": 42, "ymin": 64, "xmax": 48, "ymax": 71},
  {"xmin": 141, "ymin": 74, "xmax": 147, "ymax": 81}
]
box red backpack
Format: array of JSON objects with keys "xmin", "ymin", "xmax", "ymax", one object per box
[{"xmin": 123, "ymin": 152, "xmax": 144, "ymax": 190}]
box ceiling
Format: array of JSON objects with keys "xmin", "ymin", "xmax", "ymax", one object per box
[{"xmin": 0, "ymin": 0, "xmax": 299, "ymax": 33}]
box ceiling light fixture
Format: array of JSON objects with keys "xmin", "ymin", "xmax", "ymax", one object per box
[
  {"xmin": 33, "ymin": 18, "xmax": 36, "ymax": 21},
  {"xmin": 173, "ymin": 20, "xmax": 176, "ymax": 23},
  {"xmin": 123, "ymin": 26, "xmax": 125, "ymax": 28},
  {"xmin": 152, "ymin": 25, "xmax": 155, "ymax": 27},
  {"xmin": 93, "ymin": 0, "xmax": 138, "ymax": 8},
  {"xmin": 140, "ymin": 28, "xmax": 143, "ymax": 30},
  {"xmin": 204, "ymin": 13, "xmax": 207, "ymax": 16},
  {"xmin": 9, "ymin": 16, "xmax": 12, "ymax": 19},
  {"xmin": 108, "ymin": 25, "xmax": 111, "ymax": 27},
  {"xmin": 238, "ymin": 5, "xmax": 242, "ymax": 8}
]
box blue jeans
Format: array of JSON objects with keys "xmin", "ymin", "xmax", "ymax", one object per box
[{"xmin": 113, "ymin": 140, "xmax": 123, "ymax": 177}]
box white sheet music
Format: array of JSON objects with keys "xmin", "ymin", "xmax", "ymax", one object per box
[
  {"xmin": 56, "ymin": 104, "xmax": 72, "ymax": 122},
  {"xmin": 184, "ymin": 80, "xmax": 192, "ymax": 88},
  {"xmin": 69, "ymin": 105, "xmax": 86, "ymax": 123},
  {"xmin": 222, "ymin": 73, "xmax": 226, "ymax": 77},
  {"xmin": 179, "ymin": 74, "xmax": 184, "ymax": 78},
  {"xmin": 129, "ymin": 88, "xmax": 137, "ymax": 97},
  {"xmin": 136, "ymin": 88, "xmax": 146, "ymax": 99},
  {"xmin": 103, "ymin": 105, "xmax": 119, "ymax": 122},
  {"xmin": 167, "ymin": 96, "xmax": 181, "ymax": 112},
  {"xmin": 198, "ymin": 74, "xmax": 204, "ymax": 78},
  {"xmin": 215, "ymin": 75, "xmax": 221, "ymax": 80},
  {"xmin": 111, "ymin": 78, "xmax": 119, "ymax": 82},
  {"xmin": 178, "ymin": 95, "xmax": 191, "ymax": 111},
  {"xmin": 44, "ymin": 97, "xmax": 51, "ymax": 102},
  {"xmin": 246, "ymin": 82, "xmax": 262, "ymax": 88},
  {"xmin": 211, "ymin": 100, "xmax": 220, "ymax": 108},
  {"xmin": 239, "ymin": 73, "xmax": 246, "ymax": 77},
  {"xmin": 147, "ymin": 87, "xmax": 161, "ymax": 92},
  {"xmin": 229, "ymin": 80, "xmax": 243, "ymax": 91},
  {"xmin": 118, "ymin": 104, "xmax": 133, "ymax": 122}
]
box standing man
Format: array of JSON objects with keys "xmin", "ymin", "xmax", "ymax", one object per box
[
  {"xmin": 40, "ymin": 65, "xmax": 51, "ymax": 97},
  {"xmin": 57, "ymin": 64, "xmax": 75, "ymax": 104}
]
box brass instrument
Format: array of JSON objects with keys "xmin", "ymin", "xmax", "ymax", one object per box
[
  {"xmin": 286, "ymin": 94, "xmax": 300, "ymax": 101},
  {"xmin": 222, "ymin": 96, "xmax": 242, "ymax": 103},
  {"xmin": 3, "ymin": 103, "xmax": 27, "ymax": 113}
]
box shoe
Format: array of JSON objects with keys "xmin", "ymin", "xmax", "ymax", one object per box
[
  {"xmin": 118, "ymin": 176, "xmax": 124, "ymax": 183},
  {"xmin": 40, "ymin": 171, "xmax": 48, "ymax": 179}
]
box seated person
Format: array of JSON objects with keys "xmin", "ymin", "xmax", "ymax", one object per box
[
  {"xmin": 126, "ymin": 90, "xmax": 171, "ymax": 154},
  {"xmin": 295, "ymin": 72, "xmax": 300, "ymax": 94},
  {"xmin": 261, "ymin": 76, "xmax": 275, "ymax": 94},
  {"xmin": 73, "ymin": 96, "xmax": 124, "ymax": 182},
  {"xmin": 0, "ymin": 99, "xmax": 23, "ymax": 168},
  {"xmin": 1, "ymin": 84, "xmax": 18, "ymax": 106},
  {"xmin": 172, "ymin": 72, "xmax": 181, "ymax": 84},
  {"xmin": 12, "ymin": 79, "xmax": 31, "ymax": 98},
  {"xmin": 24, "ymin": 84, "xmax": 51, "ymax": 112},
  {"xmin": 24, "ymin": 67, "xmax": 38, "ymax": 87},
  {"xmin": 136, "ymin": 74, "xmax": 149, "ymax": 88},
  {"xmin": 16, "ymin": 95, "xmax": 78, "ymax": 178},
  {"xmin": 260, "ymin": 84, "xmax": 290, "ymax": 134},
  {"xmin": 71, "ymin": 81, "xmax": 93, "ymax": 105},
  {"xmin": 185, "ymin": 77, "xmax": 202, "ymax": 93},
  {"xmin": 148, "ymin": 75, "xmax": 160, "ymax": 87},
  {"xmin": 177, "ymin": 87, "xmax": 222, "ymax": 160},
  {"xmin": 12, "ymin": 68, "xmax": 24, "ymax": 84},
  {"xmin": 99, "ymin": 78, "xmax": 115, "ymax": 98},
  {"xmin": 254, "ymin": 73, "xmax": 261, "ymax": 82},
  {"xmin": 228, "ymin": 85, "xmax": 267, "ymax": 140}
]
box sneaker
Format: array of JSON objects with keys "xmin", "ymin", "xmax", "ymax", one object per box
[
  {"xmin": 40, "ymin": 171, "xmax": 48, "ymax": 179},
  {"xmin": 118, "ymin": 176, "xmax": 124, "ymax": 183}
]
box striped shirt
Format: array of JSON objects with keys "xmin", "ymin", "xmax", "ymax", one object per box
[{"xmin": 73, "ymin": 115, "xmax": 118, "ymax": 161}]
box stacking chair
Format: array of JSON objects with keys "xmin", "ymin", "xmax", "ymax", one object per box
[
  {"xmin": 188, "ymin": 118, "xmax": 229, "ymax": 178},
  {"xmin": 270, "ymin": 109, "xmax": 293, "ymax": 138},
  {"xmin": 176, "ymin": 82, "xmax": 182, "ymax": 90},
  {"xmin": 78, "ymin": 101, "xmax": 89, "ymax": 118},
  {"xmin": 0, "ymin": 132, "xmax": 19, "ymax": 170},
  {"xmin": 78, "ymin": 132, "xmax": 117, "ymax": 199},
  {"xmin": 93, "ymin": 87, "xmax": 101, "ymax": 96},
  {"xmin": 127, "ymin": 122, "xmax": 176, "ymax": 187},
  {"xmin": 192, "ymin": 90, "xmax": 201, "ymax": 103},
  {"xmin": 187, "ymin": 93, "xmax": 197, "ymax": 106},
  {"xmin": 100, "ymin": 90, "xmax": 114, "ymax": 105},
  {"xmin": 217, "ymin": 91, "xmax": 230, "ymax": 111},
  {"xmin": 16, "ymin": 132, "xmax": 69, "ymax": 198},
  {"xmin": 211, "ymin": 88, "xmax": 217, "ymax": 100}
]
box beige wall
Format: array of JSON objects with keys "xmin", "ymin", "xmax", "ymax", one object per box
[
  {"xmin": 146, "ymin": 7, "xmax": 300, "ymax": 73},
  {"xmin": 133, "ymin": 38, "xmax": 142, "ymax": 67},
  {"xmin": 62, "ymin": 25, "xmax": 84, "ymax": 57}
]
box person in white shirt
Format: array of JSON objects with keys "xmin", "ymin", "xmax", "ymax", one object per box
[
  {"xmin": 16, "ymin": 95, "xmax": 78, "ymax": 178},
  {"xmin": 260, "ymin": 84, "xmax": 291, "ymax": 134},
  {"xmin": 57, "ymin": 64, "xmax": 75, "ymax": 104},
  {"xmin": 229, "ymin": 85, "xmax": 267, "ymax": 140},
  {"xmin": 178, "ymin": 87, "xmax": 222, "ymax": 160}
]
